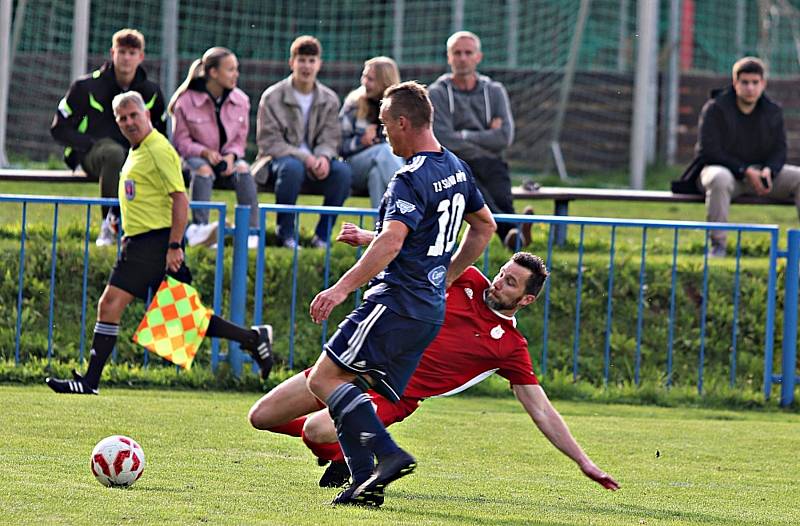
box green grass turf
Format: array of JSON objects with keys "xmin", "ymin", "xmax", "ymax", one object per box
[{"xmin": 1, "ymin": 385, "xmax": 798, "ymax": 525}]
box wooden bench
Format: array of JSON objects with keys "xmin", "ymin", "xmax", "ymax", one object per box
[
  {"xmin": 1, "ymin": 169, "xmax": 790, "ymax": 213},
  {"xmin": 0, "ymin": 168, "xmax": 89, "ymax": 182},
  {"xmin": 511, "ymin": 185, "xmax": 792, "ymax": 212},
  {"xmin": 510, "ymin": 185, "xmax": 793, "ymax": 243},
  {"xmin": 0, "ymin": 167, "xmax": 372, "ymax": 197}
]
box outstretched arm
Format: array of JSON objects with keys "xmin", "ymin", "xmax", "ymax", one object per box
[{"xmin": 512, "ymin": 384, "xmax": 620, "ymax": 491}]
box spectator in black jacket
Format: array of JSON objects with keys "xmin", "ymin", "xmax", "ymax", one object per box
[
  {"xmin": 673, "ymin": 57, "xmax": 800, "ymax": 256},
  {"xmin": 51, "ymin": 28, "xmax": 167, "ymax": 246}
]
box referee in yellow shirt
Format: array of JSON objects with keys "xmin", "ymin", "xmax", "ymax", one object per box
[{"xmin": 46, "ymin": 92, "xmax": 272, "ymax": 395}]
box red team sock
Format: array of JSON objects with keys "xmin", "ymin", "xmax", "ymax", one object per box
[
  {"xmin": 302, "ymin": 432, "xmax": 346, "ymax": 463},
  {"xmin": 268, "ymin": 416, "xmax": 346, "ymax": 464},
  {"xmin": 267, "ymin": 417, "xmax": 306, "ymax": 437}
]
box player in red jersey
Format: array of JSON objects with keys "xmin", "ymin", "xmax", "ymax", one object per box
[{"xmin": 248, "ymin": 225, "xmax": 619, "ymax": 492}]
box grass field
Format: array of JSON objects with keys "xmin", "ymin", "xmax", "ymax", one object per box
[{"xmin": 1, "ymin": 385, "xmax": 798, "ymax": 525}]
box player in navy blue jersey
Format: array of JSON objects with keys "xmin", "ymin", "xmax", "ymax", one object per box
[{"xmin": 308, "ymin": 81, "xmax": 496, "ymax": 507}]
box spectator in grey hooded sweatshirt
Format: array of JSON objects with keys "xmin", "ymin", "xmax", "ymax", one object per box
[{"xmin": 430, "ymin": 31, "xmax": 526, "ymax": 250}]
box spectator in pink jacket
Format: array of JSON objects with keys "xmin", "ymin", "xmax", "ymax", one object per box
[{"xmin": 168, "ymin": 47, "xmax": 259, "ymax": 249}]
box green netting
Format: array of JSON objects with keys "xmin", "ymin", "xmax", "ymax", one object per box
[
  {"xmin": 12, "ymin": 0, "xmax": 800, "ymax": 69},
  {"xmin": 6, "ymin": 0, "xmax": 800, "ymax": 171}
]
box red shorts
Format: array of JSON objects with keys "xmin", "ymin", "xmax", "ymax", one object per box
[
  {"xmin": 369, "ymin": 391, "xmax": 420, "ymax": 426},
  {"xmin": 303, "ymin": 367, "xmax": 420, "ymax": 426}
]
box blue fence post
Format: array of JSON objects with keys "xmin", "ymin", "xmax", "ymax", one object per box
[
  {"xmin": 635, "ymin": 227, "xmax": 648, "ymax": 386},
  {"xmin": 78, "ymin": 206, "xmax": 92, "ymax": 365},
  {"xmin": 46, "ymin": 204, "xmax": 59, "ymax": 366},
  {"xmin": 210, "ymin": 206, "xmax": 227, "ymax": 372},
  {"xmin": 14, "ymin": 203, "xmax": 27, "ymax": 366},
  {"xmin": 666, "ymin": 228, "xmax": 679, "ymax": 387},
  {"xmin": 602, "ymin": 226, "xmax": 616, "ymax": 386},
  {"xmin": 764, "ymin": 230, "xmax": 779, "ymax": 400},
  {"xmin": 228, "ymin": 205, "xmax": 250, "ymax": 378},
  {"xmin": 572, "ymin": 225, "xmax": 585, "ymax": 381},
  {"xmin": 780, "ymin": 229, "xmax": 799, "ymax": 407}
]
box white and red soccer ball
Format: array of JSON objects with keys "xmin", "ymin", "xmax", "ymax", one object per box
[{"xmin": 90, "ymin": 435, "xmax": 145, "ymax": 488}]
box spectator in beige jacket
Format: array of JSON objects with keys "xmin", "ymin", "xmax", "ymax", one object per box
[{"xmin": 252, "ymin": 35, "xmax": 352, "ymax": 249}]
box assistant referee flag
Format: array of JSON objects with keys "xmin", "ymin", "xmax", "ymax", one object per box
[{"xmin": 133, "ymin": 276, "xmax": 212, "ymax": 369}]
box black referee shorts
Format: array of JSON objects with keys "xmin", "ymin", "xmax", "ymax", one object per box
[{"xmin": 108, "ymin": 228, "xmax": 192, "ymax": 300}]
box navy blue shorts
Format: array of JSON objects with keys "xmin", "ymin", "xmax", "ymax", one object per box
[{"xmin": 325, "ymin": 301, "xmax": 440, "ymax": 402}]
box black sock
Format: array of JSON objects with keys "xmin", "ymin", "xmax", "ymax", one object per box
[
  {"xmin": 83, "ymin": 322, "xmax": 119, "ymax": 389},
  {"xmin": 207, "ymin": 315, "xmax": 257, "ymax": 350}
]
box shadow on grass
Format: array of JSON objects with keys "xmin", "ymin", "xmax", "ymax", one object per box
[{"xmin": 388, "ymin": 491, "xmax": 744, "ymax": 525}]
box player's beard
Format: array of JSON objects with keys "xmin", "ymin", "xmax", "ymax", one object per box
[{"xmin": 485, "ymin": 289, "xmax": 523, "ymax": 312}]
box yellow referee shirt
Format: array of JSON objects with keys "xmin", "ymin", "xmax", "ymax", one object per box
[{"xmin": 118, "ymin": 130, "xmax": 186, "ymax": 237}]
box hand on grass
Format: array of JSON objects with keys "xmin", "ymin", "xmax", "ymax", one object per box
[{"xmin": 580, "ymin": 461, "xmax": 620, "ymax": 491}]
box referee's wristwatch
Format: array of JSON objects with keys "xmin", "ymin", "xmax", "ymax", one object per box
[{"xmin": 168, "ymin": 242, "xmax": 181, "ymax": 250}]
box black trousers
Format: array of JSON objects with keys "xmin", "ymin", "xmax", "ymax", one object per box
[{"xmin": 464, "ymin": 157, "xmax": 515, "ymax": 240}]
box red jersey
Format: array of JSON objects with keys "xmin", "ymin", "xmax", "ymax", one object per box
[{"xmin": 402, "ymin": 266, "xmax": 538, "ymax": 400}]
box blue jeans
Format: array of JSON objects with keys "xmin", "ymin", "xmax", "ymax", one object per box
[
  {"xmin": 269, "ymin": 156, "xmax": 352, "ymax": 241},
  {"xmin": 346, "ymin": 142, "xmax": 404, "ymax": 209}
]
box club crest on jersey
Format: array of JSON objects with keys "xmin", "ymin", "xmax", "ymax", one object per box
[
  {"xmin": 490, "ymin": 325, "xmax": 505, "ymax": 339},
  {"xmin": 124, "ymin": 180, "xmax": 135, "ymax": 200},
  {"xmin": 428, "ymin": 265, "xmax": 446, "ymax": 287},
  {"xmin": 396, "ymin": 199, "xmax": 416, "ymax": 214}
]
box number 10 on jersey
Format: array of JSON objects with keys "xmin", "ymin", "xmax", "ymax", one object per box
[{"xmin": 427, "ymin": 193, "xmax": 466, "ymax": 257}]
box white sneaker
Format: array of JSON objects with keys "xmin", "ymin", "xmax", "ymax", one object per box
[
  {"xmin": 310, "ymin": 235, "xmax": 327, "ymax": 249},
  {"xmin": 282, "ymin": 238, "xmax": 301, "ymax": 250},
  {"xmin": 95, "ymin": 219, "xmax": 116, "ymax": 247},
  {"xmin": 247, "ymin": 235, "xmax": 260, "ymax": 250},
  {"xmin": 185, "ymin": 222, "xmax": 218, "ymax": 247}
]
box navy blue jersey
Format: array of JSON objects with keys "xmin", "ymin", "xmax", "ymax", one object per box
[{"xmin": 364, "ymin": 149, "xmax": 485, "ymax": 324}]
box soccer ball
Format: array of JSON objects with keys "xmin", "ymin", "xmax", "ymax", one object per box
[{"xmin": 90, "ymin": 435, "xmax": 145, "ymax": 488}]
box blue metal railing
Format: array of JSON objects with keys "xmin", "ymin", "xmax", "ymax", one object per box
[
  {"xmin": 494, "ymin": 213, "xmax": 781, "ymax": 397},
  {"xmin": 232, "ymin": 205, "xmax": 792, "ymax": 404},
  {"xmin": 778, "ymin": 230, "xmax": 800, "ymax": 407},
  {"xmin": 1, "ymin": 195, "xmax": 226, "ymax": 370},
  {"xmin": 3, "ymin": 195, "xmax": 797, "ymax": 406},
  {"xmin": 247, "ymin": 204, "xmax": 377, "ymax": 372}
]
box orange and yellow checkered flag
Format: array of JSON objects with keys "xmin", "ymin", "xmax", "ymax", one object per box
[{"xmin": 133, "ymin": 276, "xmax": 212, "ymax": 369}]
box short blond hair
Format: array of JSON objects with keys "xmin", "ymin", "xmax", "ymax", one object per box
[
  {"xmin": 112, "ymin": 28, "xmax": 145, "ymax": 51},
  {"xmin": 446, "ymin": 31, "xmax": 481, "ymax": 52},
  {"xmin": 382, "ymin": 81, "xmax": 433, "ymax": 128}
]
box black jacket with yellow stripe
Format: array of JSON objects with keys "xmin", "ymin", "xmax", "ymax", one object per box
[{"xmin": 50, "ymin": 62, "xmax": 167, "ymax": 169}]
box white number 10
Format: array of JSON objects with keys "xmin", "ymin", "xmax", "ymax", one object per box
[{"xmin": 427, "ymin": 193, "xmax": 466, "ymax": 256}]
